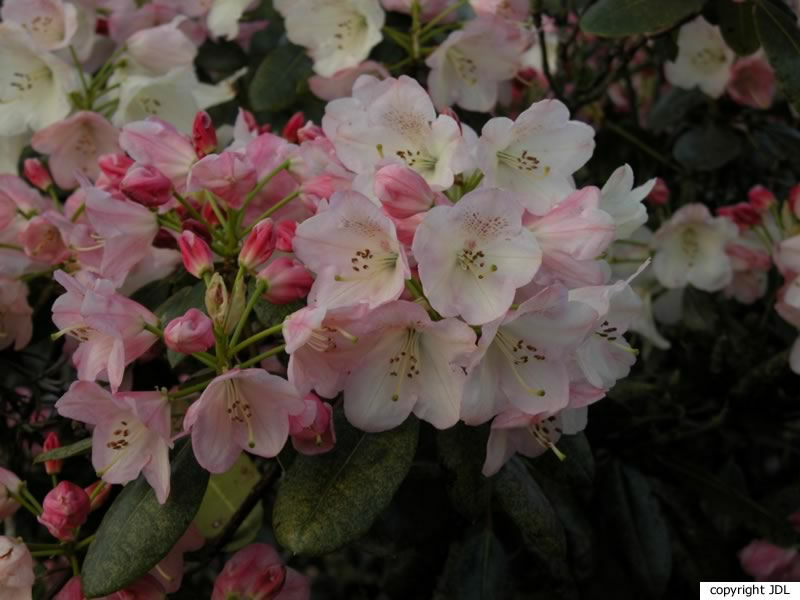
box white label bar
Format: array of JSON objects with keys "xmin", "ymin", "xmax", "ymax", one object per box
[{"xmin": 701, "ymin": 583, "xmax": 800, "ymax": 600}]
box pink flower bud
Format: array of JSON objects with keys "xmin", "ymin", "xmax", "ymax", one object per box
[
  {"xmin": 211, "ymin": 543, "xmax": 287, "ymax": 600},
  {"xmin": 164, "ymin": 308, "xmax": 215, "ymax": 354},
  {"xmin": 84, "ymin": 481, "xmax": 111, "ymax": 512},
  {"xmin": 718, "ymin": 202, "xmax": 762, "ymax": 229},
  {"xmin": 297, "ymin": 122, "xmax": 324, "ymax": 142},
  {"xmin": 121, "ymin": 164, "xmax": 173, "ymax": 207},
  {"xmin": 38, "ymin": 481, "xmax": 91, "ymax": 541},
  {"xmin": 789, "ymin": 185, "xmax": 800, "ymax": 220},
  {"xmin": 374, "ymin": 164, "xmax": 436, "ymax": 219},
  {"xmin": 748, "ymin": 185, "xmax": 776, "ymax": 212},
  {"xmin": 0, "ymin": 536, "xmax": 34, "ymax": 595},
  {"xmin": 239, "ymin": 219, "xmax": 276, "ymax": 271},
  {"xmin": 727, "ymin": 55, "xmax": 776, "ymax": 110},
  {"xmin": 281, "ymin": 111, "xmax": 305, "ymax": 143},
  {"xmin": 739, "ymin": 540, "xmax": 800, "ymax": 581},
  {"xmin": 178, "ymin": 230, "xmax": 213, "ymax": 278},
  {"xmin": 0, "ymin": 467, "xmax": 21, "ymax": 520},
  {"xmin": 289, "ymin": 394, "xmax": 336, "ymax": 455},
  {"xmin": 23, "ymin": 158, "xmax": 53, "ymax": 191},
  {"xmin": 19, "ymin": 215, "xmax": 69, "ymax": 264},
  {"xmin": 647, "ymin": 177, "xmax": 670, "ymax": 206},
  {"xmin": 257, "ymin": 258, "xmax": 313, "ymax": 304},
  {"xmin": 98, "ymin": 153, "xmax": 135, "ymax": 187},
  {"xmin": 275, "ymin": 220, "xmax": 297, "ymax": 252},
  {"xmin": 53, "ymin": 575, "xmax": 83, "ymax": 600},
  {"xmin": 239, "ymin": 109, "xmax": 259, "ymax": 133},
  {"xmin": 42, "ymin": 432, "xmax": 63, "ymax": 475},
  {"xmin": 192, "ymin": 111, "xmax": 218, "ymax": 158}
]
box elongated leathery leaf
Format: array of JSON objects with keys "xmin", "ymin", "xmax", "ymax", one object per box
[
  {"xmin": 273, "ymin": 409, "xmax": 419, "ymax": 555},
  {"xmin": 81, "ymin": 441, "xmax": 209, "ymax": 598}
]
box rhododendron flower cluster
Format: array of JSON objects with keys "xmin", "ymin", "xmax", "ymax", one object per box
[{"xmin": 2, "ymin": 0, "xmax": 800, "ymax": 596}]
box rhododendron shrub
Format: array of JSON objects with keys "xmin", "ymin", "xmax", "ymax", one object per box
[{"xmin": 2, "ymin": 0, "xmax": 800, "ymax": 597}]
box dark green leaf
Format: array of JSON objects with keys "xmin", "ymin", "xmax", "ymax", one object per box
[
  {"xmin": 673, "ymin": 124, "xmax": 742, "ymax": 170},
  {"xmin": 81, "ymin": 441, "xmax": 210, "ymax": 598},
  {"xmin": 493, "ymin": 457, "xmax": 568, "ymax": 578},
  {"xmin": 755, "ymin": 0, "xmax": 800, "ymax": 112},
  {"xmin": 251, "ymin": 280, "xmax": 304, "ymax": 328},
  {"xmin": 647, "ymin": 88, "xmax": 706, "ymax": 132},
  {"xmin": 580, "ymin": 0, "xmax": 706, "ymax": 37},
  {"xmin": 682, "ymin": 287, "xmax": 720, "ymax": 332},
  {"xmin": 531, "ymin": 433, "xmax": 595, "ymax": 492},
  {"xmin": 33, "ymin": 437, "xmax": 91, "ymax": 463},
  {"xmin": 439, "ymin": 528, "xmax": 508, "ymax": 600},
  {"xmin": 437, "ymin": 424, "xmax": 491, "ymax": 520},
  {"xmin": 155, "ymin": 283, "xmax": 207, "ymax": 367},
  {"xmin": 249, "ymin": 44, "xmax": 312, "ymax": 112},
  {"xmin": 196, "ymin": 39, "xmax": 247, "ymax": 75},
  {"xmin": 715, "ymin": 0, "xmax": 760, "ymax": 55},
  {"xmin": 597, "ymin": 461, "xmax": 672, "ymax": 598},
  {"xmin": 272, "ymin": 410, "xmax": 419, "ymax": 555}
]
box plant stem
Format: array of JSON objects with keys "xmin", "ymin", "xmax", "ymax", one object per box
[
  {"xmin": 230, "ymin": 323, "xmax": 284, "ymax": 355},
  {"xmin": 242, "ymin": 190, "xmax": 301, "ymax": 236},
  {"xmin": 229, "ymin": 279, "xmax": 267, "ymax": 350},
  {"xmin": 238, "ymin": 344, "xmax": 286, "ymax": 369},
  {"xmin": 170, "ymin": 378, "xmax": 214, "ymax": 399},
  {"xmin": 604, "ymin": 121, "xmax": 683, "ymax": 173},
  {"xmin": 237, "ymin": 160, "xmax": 292, "ymax": 231}
]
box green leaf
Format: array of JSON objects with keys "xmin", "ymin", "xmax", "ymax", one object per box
[
  {"xmin": 755, "ymin": 0, "xmax": 800, "ymax": 112},
  {"xmin": 493, "ymin": 458, "xmax": 568, "ymax": 578},
  {"xmin": 249, "ymin": 43, "xmax": 312, "ymax": 112},
  {"xmin": 597, "ymin": 461, "xmax": 672, "ymax": 598},
  {"xmin": 33, "ymin": 437, "xmax": 91, "ymax": 463},
  {"xmin": 673, "ymin": 124, "xmax": 742, "ymax": 171},
  {"xmin": 531, "ymin": 433, "xmax": 595, "ymax": 492},
  {"xmin": 580, "ymin": 0, "xmax": 706, "ymax": 37},
  {"xmin": 715, "ymin": 0, "xmax": 760, "ymax": 55},
  {"xmin": 194, "ymin": 454, "xmax": 262, "ymax": 551},
  {"xmin": 251, "ymin": 280, "xmax": 304, "ymax": 328},
  {"xmin": 81, "ymin": 441, "xmax": 210, "ymax": 598},
  {"xmin": 647, "ymin": 88, "xmax": 706, "ymax": 132},
  {"xmin": 155, "ymin": 282, "xmax": 207, "ymax": 367},
  {"xmin": 272, "ymin": 410, "xmax": 419, "ymax": 555},
  {"xmin": 437, "ymin": 424, "xmax": 491, "ymax": 520},
  {"xmin": 439, "ymin": 528, "xmax": 509, "ymax": 600}
]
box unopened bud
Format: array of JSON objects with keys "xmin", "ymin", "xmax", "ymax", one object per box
[
  {"xmin": 748, "ymin": 185, "xmax": 776, "ymax": 213},
  {"xmin": 42, "ymin": 432, "xmax": 63, "ymax": 475},
  {"xmin": 164, "ymin": 308, "xmax": 215, "ymax": 354},
  {"xmin": 239, "ymin": 219, "xmax": 275, "ymax": 272},
  {"xmin": 192, "ymin": 111, "xmax": 217, "ymax": 158},
  {"xmin": 374, "ymin": 164, "xmax": 436, "ymax": 219},
  {"xmin": 23, "ymin": 158, "xmax": 53, "ymax": 191},
  {"xmin": 120, "ymin": 164, "xmax": 173, "ymax": 207},
  {"xmin": 84, "ymin": 481, "xmax": 111, "ymax": 512},
  {"xmin": 281, "ymin": 111, "xmax": 305, "ymax": 143},
  {"xmin": 178, "ymin": 230, "xmax": 213, "ymax": 278},
  {"xmin": 38, "ymin": 481, "xmax": 90, "ymax": 541},
  {"xmin": 275, "ymin": 220, "xmax": 297, "ymax": 252},
  {"xmin": 647, "ymin": 177, "xmax": 670, "ymax": 206},
  {"xmin": 257, "ymin": 258, "xmax": 313, "ymax": 304}
]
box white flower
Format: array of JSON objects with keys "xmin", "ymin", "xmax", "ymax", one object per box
[
  {"xmin": 207, "ymin": 0, "xmax": 253, "ymax": 40},
  {"xmin": 476, "ymin": 99, "xmax": 595, "ymax": 215},
  {"xmin": 274, "ymin": 0, "xmax": 385, "ymax": 77},
  {"xmin": 322, "ymin": 74, "xmax": 469, "ymax": 190},
  {"xmin": 651, "ymin": 203, "xmax": 738, "ymax": 292},
  {"xmin": 600, "ymin": 164, "xmax": 655, "ymax": 240},
  {"xmin": 112, "ymin": 67, "xmax": 244, "ymax": 131},
  {"xmin": 0, "ymin": 24, "xmax": 78, "ymax": 135},
  {"xmin": 664, "ymin": 16, "xmax": 734, "ymax": 98},
  {"xmin": 1, "ymin": 0, "xmax": 79, "ymax": 51},
  {"xmin": 0, "ymin": 132, "xmax": 29, "ymax": 174},
  {"xmin": 425, "ymin": 18, "xmax": 526, "ymax": 112}
]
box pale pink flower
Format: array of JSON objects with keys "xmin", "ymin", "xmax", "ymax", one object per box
[
  {"xmin": 665, "ymin": 16, "xmax": 734, "ymax": 98},
  {"xmin": 183, "ymin": 368, "xmax": 304, "ymax": 473},
  {"xmin": 412, "ymin": 188, "xmax": 541, "ymax": 325},
  {"xmin": 31, "ymin": 112, "xmax": 121, "ymax": 190},
  {"xmin": 739, "ymin": 540, "xmax": 800, "ymax": 582},
  {"xmin": 322, "ymin": 75, "xmax": 469, "ymax": 190},
  {"xmin": 56, "ymin": 381, "xmax": 172, "ymax": 503},
  {"xmin": 37, "ymin": 481, "xmax": 91, "ymax": 541},
  {"xmin": 294, "ymin": 191, "xmax": 410, "ymax": 310},
  {"xmin": 258, "ymin": 258, "xmax": 314, "ymax": 304},
  {"xmin": 212, "ymin": 543, "xmax": 311, "ymax": 600},
  {"xmin": 727, "ymin": 54, "xmax": 776, "ymax": 109},
  {"xmin": 1, "ymin": 0, "xmax": 79, "ymax": 50},
  {"xmin": 289, "ymin": 393, "xmax": 336, "ymax": 455},
  {"xmin": 308, "ymin": 60, "xmax": 390, "ymax": 101},
  {"xmin": 569, "ymin": 278, "xmax": 642, "ymax": 390},
  {"xmin": 344, "ymin": 300, "xmax": 476, "ymax": 431},
  {"xmin": 0, "ymin": 174, "xmax": 50, "ymax": 214},
  {"xmin": 0, "ymin": 277, "xmax": 33, "ymax": 351},
  {"xmin": 187, "ymin": 151, "xmax": 257, "ymax": 209},
  {"xmin": 51, "ymin": 270, "xmax": 159, "ymax": 391},
  {"xmin": 426, "ymin": 18, "xmax": 527, "ymax": 112},
  {"xmin": 0, "ymin": 467, "xmax": 21, "ymax": 519},
  {"xmin": 18, "ymin": 214, "xmax": 70, "ymax": 264},
  {"xmin": 119, "ymin": 117, "xmax": 198, "ymax": 191},
  {"xmin": 126, "ymin": 17, "xmax": 198, "ymax": 74},
  {"xmin": 477, "ymin": 99, "xmax": 595, "ymax": 214},
  {"xmin": 651, "ymin": 203, "xmax": 738, "ymax": 292},
  {"xmin": 85, "ymin": 186, "xmax": 160, "ymax": 285},
  {"xmin": 470, "ymin": 0, "xmax": 530, "ymax": 21},
  {"xmin": 164, "ymin": 308, "xmax": 214, "ymax": 354},
  {"xmin": 599, "ymin": 164, "xmax": 655, "ymax": 240},
  {"xmin": 0, "ymin": 535, "xmax": 34, "ymax": 599},
  {"xmin": 283, "ymin": 304, "xmax": 366, "ymax": 398},
  {"xmin": 482, "ymin": 407, "xmax": 587, "ymax": 476}
]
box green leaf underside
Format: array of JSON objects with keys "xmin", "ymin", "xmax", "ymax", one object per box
[{"xmin": 580, "ymin": 0, "xmax": 706, "ymax": 37}]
